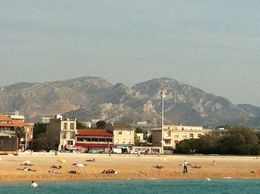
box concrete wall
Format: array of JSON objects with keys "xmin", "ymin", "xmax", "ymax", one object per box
[
  {"xmin": 152, "ymin": 130, "xmax": 162, "ymax": 147},
  {"xmin": 46, "ymin": 119, "xmax": 61, "ymax": 149}
]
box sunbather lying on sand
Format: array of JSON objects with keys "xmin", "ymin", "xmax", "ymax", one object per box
[
  {"xmin": 68, "ymin": 170, "xmax": 80, "ymax": 174},
  {"xmin": 17, "ymin": 167, "xmax": 36, "ymax": 172},
  {"xmin": 86, "ymin": 158, "xmax": 95, "ymax": 162},
  {"xmin": 101, "ymin": 169, "xmax": 118, "ymax": 174}
]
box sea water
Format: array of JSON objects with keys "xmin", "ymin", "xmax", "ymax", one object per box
[{"xmin": 0, "ymin": 179, "xmax": 259, "ymax": 194}]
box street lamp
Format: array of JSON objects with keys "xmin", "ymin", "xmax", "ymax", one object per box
[{"xmin": 160, "ymin": 91, "xmax": 166, "ymax": 154}]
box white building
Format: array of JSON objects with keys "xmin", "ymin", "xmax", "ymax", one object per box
[
  {"xmin": 46, "ymin": 115, "xmax": 77, "ymax": 151},
  {"xmin": 7, "ymin": 111, "xmax": 25, "ymax": 121},
  {"xmin": 152, "ymin": 124, "xmax": 206, "ymax": 150}
]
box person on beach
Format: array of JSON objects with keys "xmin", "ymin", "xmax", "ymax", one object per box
[
  {"xmin": 183, "ymin": 160, "xmax": 188, "ymax": 173},
  {"xmin": 137, "ymin": 149, "xmax": 141, "ymax": 157}
]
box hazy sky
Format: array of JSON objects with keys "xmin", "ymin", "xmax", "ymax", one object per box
[{"xmin": 0, "ymin": 1, "xmax": 260, "ymax": 106}]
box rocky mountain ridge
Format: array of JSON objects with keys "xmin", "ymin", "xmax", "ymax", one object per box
[{"xmin": 0, "ymin": 76, "xmax": 259, "ymax": 128}]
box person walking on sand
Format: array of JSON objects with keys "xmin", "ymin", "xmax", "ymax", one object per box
[
  {"xmin": 137, "ymin": 149, "xmax": 141, "ymax": 157},
  {"xmin": 183, "ymin": 160, "xmax": 188, "ymax": 173}
]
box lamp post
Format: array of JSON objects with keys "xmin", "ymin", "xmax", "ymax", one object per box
[{"xmin": 160, "ymin": 91, "xmax": 166, "ymax": 154}]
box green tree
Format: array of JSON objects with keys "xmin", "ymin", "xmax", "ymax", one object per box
[
  {"xmin": 231, "ymin": 126, "xmax": 258, "ymax": 145},
  {"xmin": 15, "ymin": 127, "xmax": 25, "ymax": 140},
  {"xmin": 175, "ymin": 139, "xmax": 192, "ymax": 154},
  {"xmin": 96, "ymin": 120, "xmax": 106, "ymax": 129},
  {"xmin": 33, "ymin": 123, "xmax": 47, "ymax": 139},
  {"xmin": 197, "ymin": 134, "xmax": 218, "ymax": 154},
  {"xmin": 76, "ymin": 121, "xmax": 88, "ymax": 129},
  {"xmin": 218, "ymin": 133, "xmax": 246, "ymax": 154},
  {"xmin": 176, "ymin": 125, "xmax": 260, "ymax": 155},
  {"xmin": 135, "ymin": 127, "xmax": 144, "ymax": 133}
]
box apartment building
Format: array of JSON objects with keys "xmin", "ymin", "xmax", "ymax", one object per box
[
  {"xmin": 46, "ymin": 115, "xmax": 77, "ymax": 151},
  {"xmin": 0, "ymin": 114, "xmax": 33, "ymax": 150},
  {"xmin": 112, "ymin": 122, "xmax": 134, "ymax": 150},
  {"xmin": 75, "ymin": 129, "xmax": 113, "ymax": 153},
  {"xmin": 152, "ymin": 124, "xmax": 206, "ymax": 150}
]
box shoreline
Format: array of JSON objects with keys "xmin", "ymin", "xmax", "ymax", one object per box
[
  {"xmin": 0, "ymin": 177, "xmax": 259, "ymax": 184},
  {"xmin": 0, "ymin": 153, "xmax": 260, "ymax": 182}
]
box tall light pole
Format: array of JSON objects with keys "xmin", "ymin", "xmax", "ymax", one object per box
[{"xmin": 160, "ymin": 91, "xmax": 166, "ymax": 154}]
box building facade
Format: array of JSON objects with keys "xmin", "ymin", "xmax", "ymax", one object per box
[
  {"xmin": 46, "ymin": 115, "xmax": 77, "ymax": 151},
  {"xmin": 152, "ymin": 124, "xmax": 205, "ymax": 150},
  {"xmin": 75, "ymin": 129, "xmax": 113, "ymax": 153},
  {"xmin": 0, "ymin": 114, "xmax": 33, "ymax": 150},
  {"xmin": 112, "ymin": 122, "xmax": 135, "ymax": 151}
]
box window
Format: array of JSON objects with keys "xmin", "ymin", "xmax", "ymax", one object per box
[
  {"xmin": 118, "ymin": 131, "xmax": 122, "ymax": 135},
  {"xmin": 174, "ymin": 134, "xmax": 179, "ymax": 138},
  {"xmin": 198, "ymin": 134, "xmax": 202, "ymax": 137},
  {"xmin": 0, "ymin": 140, "xmax": 3, "ymax": 147},
  {"xmin": 77, "ymin": 138, "xmax": 83, "ymax": 142},
  {"xmin": 67, "ymin": 140, "xmax": 73, "ymax": 145},
  {"xmin": 70, "ymin": 123, "xmax": 75, "ymax": 130},
  {"xmin": 190, "ymin": 133, "xmax": 194, "ymax": 138},
  {"xmin": 63, "ymin": 132, "xmax": 66, "ymax": 139},
  {"xmin": 165, "ymin": 139, "xmax": 171, "ymax": 145},
  {"xmin": 64, "ymin": 123, "xmax": 67, "ymax": 130}
]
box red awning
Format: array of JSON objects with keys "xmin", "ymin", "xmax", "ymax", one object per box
[
  {"xmin": 76, "ymin": 143, "xmax": 112, "ymax": 148},
  {"xmin": 76, "ymin": 129, "xmax": 113, "ymax": 137}
]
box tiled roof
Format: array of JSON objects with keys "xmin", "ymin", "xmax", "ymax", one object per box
[
  {"xmin": 0, "ymin": 114, "xmax": 12, "ymax": 121},
  {"xmin": 112, "ymin": 122, "xmax": 132, "ymax": 130},
  {"xmin": 0, "ymin": 114, "xmax": 32, "ymax": 127},
  {"xmin": 0, "ymin": 120, "xmax": 25, "ymax": 127},
  {"xmin": 77, "ymin": 129, "xmax": 113, "ymax": 137}
]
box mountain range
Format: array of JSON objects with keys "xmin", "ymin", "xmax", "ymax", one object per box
[{"xmin": 0, "ymin": 76, "xmax": 259, "ymax": 128}]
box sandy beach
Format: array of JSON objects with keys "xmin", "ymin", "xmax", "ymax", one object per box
[{"xmin": 0, "ymin": 153, "xmax": 260, "ymax": 182}]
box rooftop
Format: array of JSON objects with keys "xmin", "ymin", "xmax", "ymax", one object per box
[{"xmin": 77, "ymin": 129, "xmax": 113, "ymax": 137}]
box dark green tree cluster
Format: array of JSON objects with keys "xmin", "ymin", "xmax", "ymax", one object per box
[
  {"xmin": 76, "ymin": 121, "xmax": 89, "ymax": 129},
  {"xmin": 175, "ymin": 126, "xmax": 260, "ymax": 155},
  {"xmin": 31, "ymin": 122, "xmax": 50, "ymax": 151},
  {"xmin": 32, "ymin": 123, "xmax": 47, "ymax": 139}
]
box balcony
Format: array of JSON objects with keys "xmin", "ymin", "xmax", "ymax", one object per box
[{"xmin": 163, "ymin": 135, "xmax": 172, "ymax": 140}]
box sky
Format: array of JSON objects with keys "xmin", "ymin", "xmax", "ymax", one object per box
[{"xmin": 0, "ymin": 0, "xmax": 260, "ymax": 106}]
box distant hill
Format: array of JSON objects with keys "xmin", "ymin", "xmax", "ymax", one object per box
[{"xmin": 0, "ymin": 76, "xmax": 260, "ymax": 128}]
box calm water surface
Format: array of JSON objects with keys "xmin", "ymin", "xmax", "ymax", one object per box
[{"xmin": 0, "ymin": 179, "xmax": 259, "ymax": 194}]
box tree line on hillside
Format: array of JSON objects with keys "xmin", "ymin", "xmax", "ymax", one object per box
[{"xmin": 175, "ymin": 126, "xmax": 260, "ymax": 155}]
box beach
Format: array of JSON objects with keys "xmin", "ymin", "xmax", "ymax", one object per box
[{"xmin": 0, "ymin": 153, "xmax": 260, "ymax": 182}]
